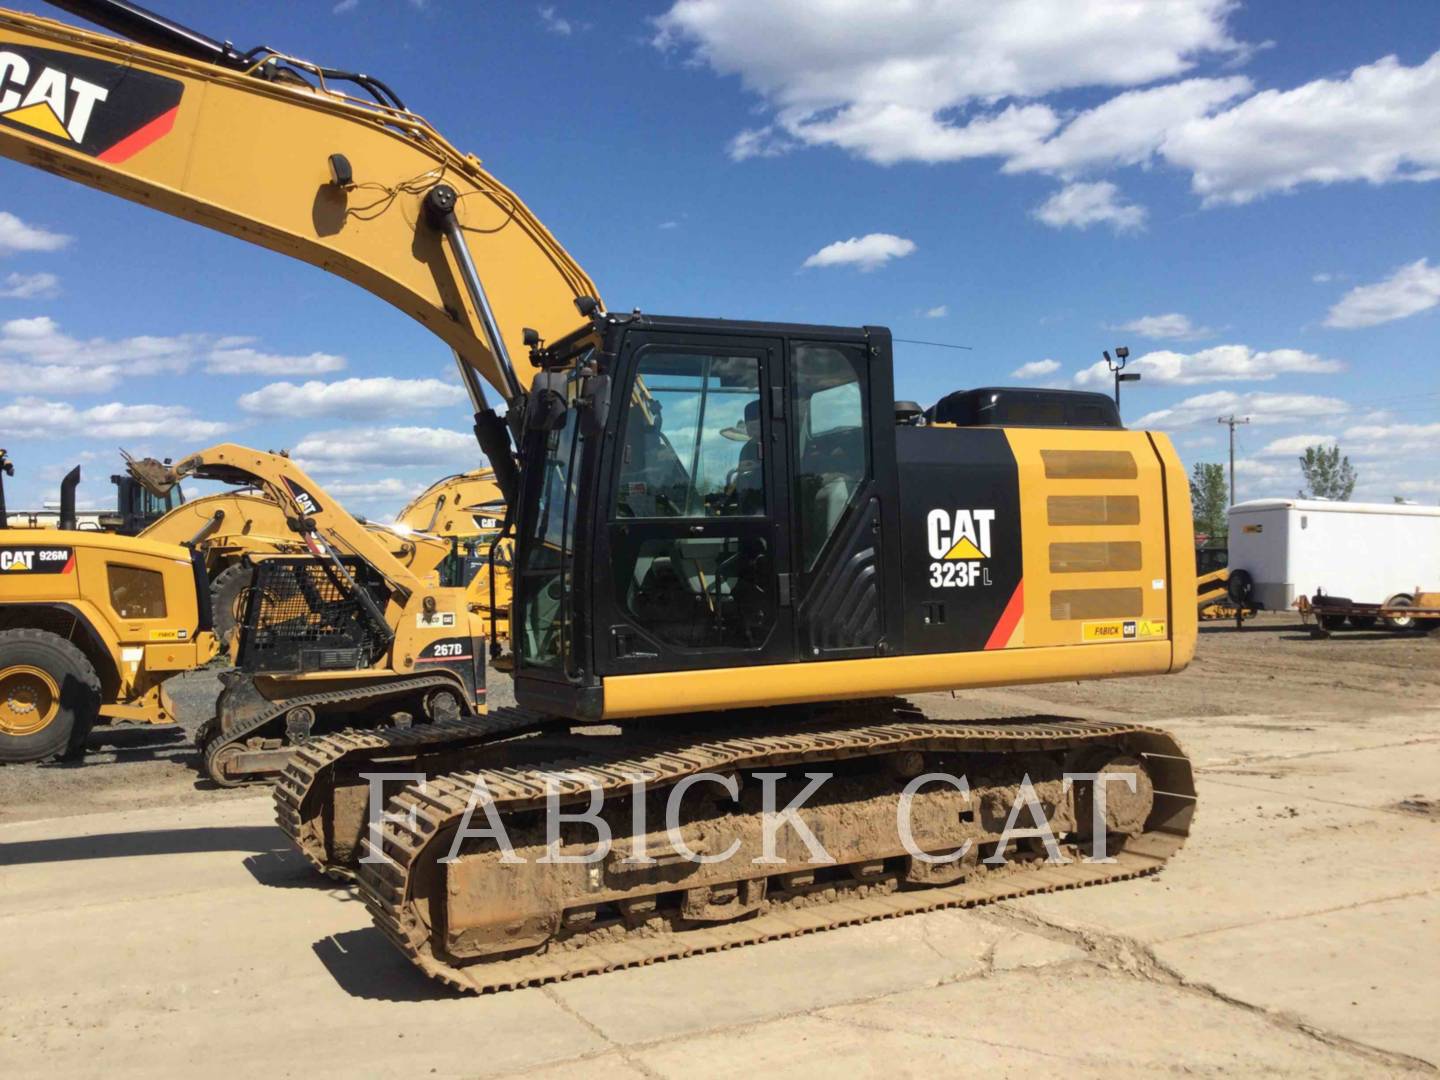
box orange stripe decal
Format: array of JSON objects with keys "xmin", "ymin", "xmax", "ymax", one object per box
[
  {"xmin": 984, "ymin": 579, "xmax": 1024, "ymax": 650},
  {"xmin": 97, "ymin": 105, "xmax": 179, "ymax": 164}
]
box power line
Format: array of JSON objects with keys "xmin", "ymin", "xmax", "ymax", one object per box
[{"xmin": 893, "ymin": 338, "xmax": 974, "ymax": 351}]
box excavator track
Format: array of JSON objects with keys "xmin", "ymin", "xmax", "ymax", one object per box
[
  {"xmin": 275, "ymin": 708, "xmax": 560, "ymax": 879},
  {"xmin": 355, "ymin": 706, "xmax": 1193, "ymax": 993}
]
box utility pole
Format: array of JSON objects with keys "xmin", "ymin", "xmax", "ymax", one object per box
[{"xmin": 1217, "ymin": 415, "xmax": 1250, "ymax": 505}]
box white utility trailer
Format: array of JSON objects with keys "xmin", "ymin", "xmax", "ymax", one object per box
[{"xmin": 1227, "ymin": 500, "xmax": 1440, "ymax": 620}]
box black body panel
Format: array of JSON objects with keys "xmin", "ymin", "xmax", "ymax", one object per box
[
  {"xmin": 896, "ymin": 426, "xmax": 1023, "ymax": 654},
  {"xmin": 929, "ymin": 387, "xmax": 1120, "ymax": 429}
]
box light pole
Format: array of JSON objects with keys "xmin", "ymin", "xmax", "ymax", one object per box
[{"xmin": 1103, "ymin": 346, "xmax": 1139, "ymax": 414}]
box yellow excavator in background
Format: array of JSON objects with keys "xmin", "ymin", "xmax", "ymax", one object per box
[
  {"xmin": 393, "ymin": 467, "xmax": 510, "ymax": 642},
  {"xmin": 1, "ymin": 1, "xmax": 1197, "ymax": 990},
  {"xmin": 0, "ymin": 449, "xmax": 219, "ymax": 762},
  {"xmin": 126, "ymin": 443, "xmax": 491, "ymax": 785}
]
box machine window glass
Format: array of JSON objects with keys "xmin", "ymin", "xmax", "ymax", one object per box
[
  {"xmin": 615, "ymin": 535, "xmax": 775, "ymax": 650},
  {"xmin": 793, "ymin": 342, "xmax": 869, "ymax": 571},
  {"xmin": 107, "ymin": 564, "xmax": 168, "ymax": 619},
  {"xmin": 520, "ymin": 400, "xmax": 582, "ymax": 672},
  {"xmin": 615, "ymin": 351, "xmax": 764, "ymax": 519}
]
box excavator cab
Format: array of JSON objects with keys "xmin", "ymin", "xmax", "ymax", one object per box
[{"xmin": 509, "ymin": 316, "xmax": 890, "ymax": 718}]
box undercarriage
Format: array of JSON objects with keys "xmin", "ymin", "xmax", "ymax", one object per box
[{"xmin": 276, "ymin": 702, "xmax": 1193, "ymax": 992}]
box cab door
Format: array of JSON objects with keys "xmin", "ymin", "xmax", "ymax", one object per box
[{"xmin": 594, "ymin": 332, "xmax": 796, "ymax": 674}]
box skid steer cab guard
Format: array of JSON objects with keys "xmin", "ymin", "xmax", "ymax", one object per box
[{"xmin": 0, "ymin": 529, "xmax": 219, "ymax": 763}]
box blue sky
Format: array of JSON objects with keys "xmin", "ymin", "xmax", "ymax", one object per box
[{"xmin": 1, "ymin": 0, "xmax": 1437, "ymax": 517}]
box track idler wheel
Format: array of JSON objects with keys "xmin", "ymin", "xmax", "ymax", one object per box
[{"xmin": 1068, "ymin": 751, "xmax": 1154, "ymax": 849}]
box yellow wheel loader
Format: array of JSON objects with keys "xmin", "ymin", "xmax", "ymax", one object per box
[
  {"xmin": 3, "ymin": 0, "xmax": 1197, "ymax": 990},
  {"xmin": 0, "ymin": 457, "xmax": 219, "ymax": 763}
]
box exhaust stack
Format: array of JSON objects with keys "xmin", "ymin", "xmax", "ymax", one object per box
[{"xmin": 59, "ymin": 465, "xmax": 81, "ymax": 531}]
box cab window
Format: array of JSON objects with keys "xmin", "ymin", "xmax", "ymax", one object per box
[
  {"xmin": 615, "ymin": 351, "xmax": 764, "ymax": 518},
  {"xmin": 108, "ymin": 564, "xmax": 167, "ymax": 619},
  {"xmin": 793, "ymin": 343, "xmax": 869, "ymax": 570}
]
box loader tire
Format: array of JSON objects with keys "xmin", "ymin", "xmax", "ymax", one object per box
[
  {"xmin": 0, "ymin": 629, "xmax": 102, "ymax": 764},
  {"xmin": 209, "ymin": 563, "xmax": 253, "ymax": 646}
]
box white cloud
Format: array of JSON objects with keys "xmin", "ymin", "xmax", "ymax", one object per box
[
  {"xmin": 0, "ymin": 211, "xmax": 69, "ymax": 255},
  {"xmin": 787, "ymin": 101, "xmax": 1060, "ymax": 167},
  {"xmin": 332, "ymin": 0, "xmax": 359, "ymax": 12},
  {"xmin": 0, "ymin": 315, "xmax": 200, "ymax": 390},
  {"xmin": 923, "ymin": 305, "xmax": 948, "ymax": 319},
  {"xmin": 1074, "ymin": 344, "xmax": 1342, "ymax": 387},
  {"xmin": 0, "ymin": 397, "xmax": 229, "ymax": 441},
  {"xmin": 1003, "ymin": 76, "xmax": 1250, "ymax": 176},
  {"xmin": 659, "ymin": 5, "xmax": 1440, "ymax": 213},
  {"xmin": 1112, "ymin": 312, "xmax": 1214, "ymax": 341},
  {"xmin": 1033, "ymin": 181, "xmax": 1145, "ymax": 232},
  {"xmin": 539, "ymin": 5, "xmax": 572, "ymax": 35},
  {"xmin": 0, "ymin": 318, "xmax": 349, "ymax": 391},
  {"xmin": 802, "ymin": 233, "xmax": 915, "ymax": 271},
  {"xmin": 319, "ymin": 476, "xmax": 426, "ymax": 501},
  {"xmin": 728, "ymin": 126, "xmax": 795, "ymax": 161},
  {"xmin": 1312, "ymin": 272, "xmax": 1334, "ymax": 284},
  {"xmin": 658, "ymin": 220, "xmax": 679, "ymax": 230},
  {"xmin": 1134, "ymin": 390, "xmax": 1349, "ymax": 429},
  {"xmin": 657, "ymin": 0, "xmax": 1241, "ymax": 168},
  {"xmin": 1339, "ymin": 421, "xmax": 1440, "ymax": 457},
  {"xmin": 0, "ymin": 271, "xmax": 60, "ymax": 299},
  {"xmin": 1163, "ymin": 51, "xmax": 1440, "ymax": 205},
  {"xmin": 1256, "ymin": 433, "xmax": 1337, "ymax": 457},
  {"xmin": 1323, "ymin": 258, "xmax": 1440, "ymax": 329},
  {"xmin": 238, "ymin": 377, "xmax": 466, "ymax": 420},
  {"xmin": 204, "ymin": 347, "xmax": 346, "ymax": 376},
  {"xmin": 292, "ymin": 426, "xmax": 476, "ymax": 472},
  {"xmin": 1011, "ymin": 359, "xmax": 1060, "ymax": 379}
]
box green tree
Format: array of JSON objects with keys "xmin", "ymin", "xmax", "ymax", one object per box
[
  {"xmin": 1189, "ymin": 461, "xmax": 1228, "ymax": 540},
  {"xmin": 1297, "ymin": 444, "xmax": 1357, "ymax": 501}
]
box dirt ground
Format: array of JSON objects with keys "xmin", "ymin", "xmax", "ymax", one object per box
[{"xmin": 3, "ymin": 614, "xmax": 1439, "ymax": 1077}]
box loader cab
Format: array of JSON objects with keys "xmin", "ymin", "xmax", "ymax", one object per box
[
  {"xmin": 510, "ymin": 315, "xmax": 899, "ymax": 719},
  {"xmin": 104, "ymin": 474, "xmax": 184, "ymax": 536}
]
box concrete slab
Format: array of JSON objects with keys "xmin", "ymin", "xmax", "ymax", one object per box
[
  {"xmin": 1154, "ymin": 892, "xmax": 1440, "ymax": 1067},
  {"xmin": 550, "ymin": 907, "xmax": 1081, "ymax": 1044},
  {"xmin": 631, "ymin": 967, "xmax": 1401, "ymax": 1078}
]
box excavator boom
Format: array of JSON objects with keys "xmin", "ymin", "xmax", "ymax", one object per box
[{"xmin": 0, "ymin": 2, "xmax": 599, "ymax": 405}]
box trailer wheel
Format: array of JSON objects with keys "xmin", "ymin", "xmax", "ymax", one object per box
[
  {"xmin": 1348, "ymin": 615, "xmax": 1377, "ymax": 630},
  {"xmin": 1383, "ymin": 595, "xmax": 1416, "ymax": 631},
  {"xmin": 0, "ymin": 629, "xmax": 103, "ymax": 764},
  {"xmin": 1319, "ymin": 614, "xmax": 1348, "ymax": 631}
]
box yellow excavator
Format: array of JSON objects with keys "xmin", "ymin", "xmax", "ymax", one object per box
[
  {"xmin": 392, "ymin": 468, "xmax": 511, "ymax": 643},
  {"xmin": 0, "ymin": 1, "xmax": 1197, "ymax": 990},
  {"xmin": 124, "ymin": 443, "xmax": 491, "ymax": 785}
]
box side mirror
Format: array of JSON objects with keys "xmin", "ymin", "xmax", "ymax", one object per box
[{"xmin": 580, "ymin": 373, "xmax": 611, "ymax": 437}]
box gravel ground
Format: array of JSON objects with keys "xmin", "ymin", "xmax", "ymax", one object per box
[{"xmin": 2, "ymin": 612, "xmax": 1436, "ymax": 823}]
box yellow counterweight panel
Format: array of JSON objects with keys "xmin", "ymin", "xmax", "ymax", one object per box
[
  {"xmin": 1002, "ymin": 428, "xmax": 1180, "ymax": 655},
  {"xmin": 1150, "ymin": 432, "xmax": 1198, "ymax": 671}
]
